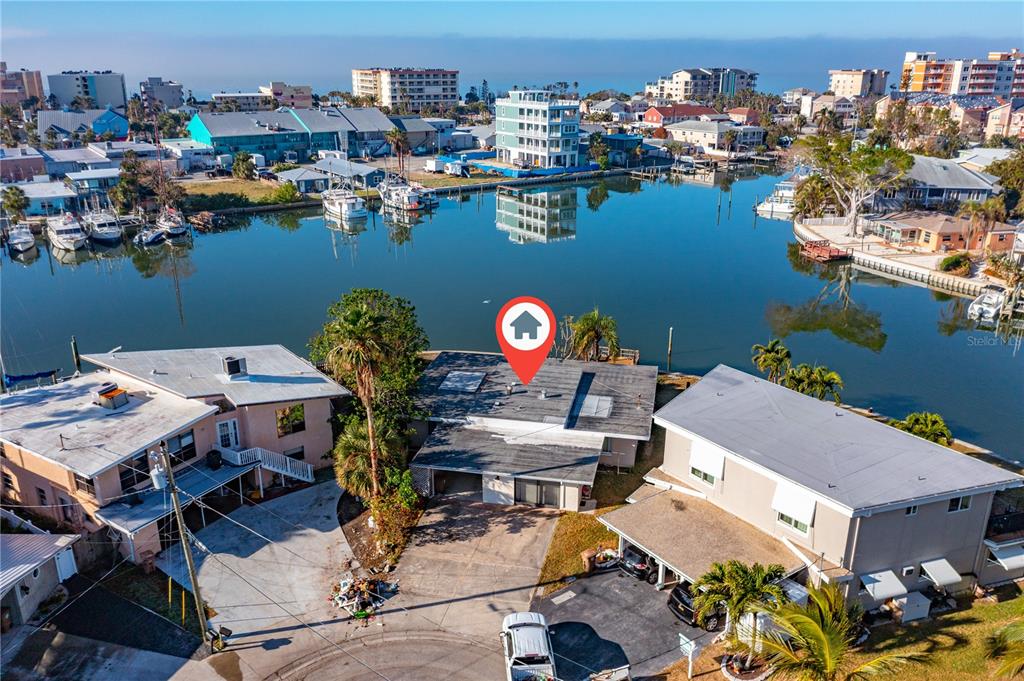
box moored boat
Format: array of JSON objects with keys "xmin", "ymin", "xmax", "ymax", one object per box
[
  {"xmin": 134, "ymin": 226, "xmax": 166, "ymax": 247},
  {"xmin": 323, "ymin": 184, "xmax": 368, "ymax": 219},
  {"xmin": 967, "ymin": 285, "xmax": 1006, "ymax": 322},
  {"xmin": 46, "ymin": 213, "xmax": 89, "ymax": 250},
  {"xmin": 157, "ymin": 207, "xmax": 189, "ymax": 238},
  {"xmin": 83, "ymin": 210, "xmax": 124, "ymax": 243},
  {"xmin": 6, "ymin": 223, "xmax": 36, "ymax": 253},
  {"xmin": 376, "ymin": 174, "xmax": 426, "ymax": 212},
  {"xmin": 756, "ymin": 179, "xmax": 798, "ymax": 218}
]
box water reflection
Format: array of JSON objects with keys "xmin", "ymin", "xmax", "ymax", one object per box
[{"xmin": 495, "ymin": 186, "xmax": 578, "ymax": 244}]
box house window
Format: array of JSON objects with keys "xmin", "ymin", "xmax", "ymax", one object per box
[
  {"xmin": 276, "ymin": 404, "xmax": 306, "ymax": 437},
  {"xmin": 905, "ymin": 505, "xmax": 918, "ymax": 516},
  {"xmin": 73, "ymin": 474, "xmax": 95, "ymax": 496},
  {"xmin": 777, "ymin": 512, "xmax": 809, "ymax": 534},
  {"xmin": 60, "ymin": 497, "xmax": 74, "ymax": 523},
  {"xmin": 166, "ymin": 430, "xmax": 197, "ymax": 466},
  {"xmin": 36, "ymin": 487, "xmax": 47, "ymax": 507},
  {"xmin": 119, "ymin": 453, "xmax": 150, "ymax": 490},
  {"xmin": 283, "ymin": 446, "xmax": 305, "ymax": 461},
  {"xmin": 690, "ymin": 466, "xmax": 716, "ymax": 486},
  {"xmin": 1, "ymin": 472, "xmax": 14, "ymax": 492},
  {"xmin": 948, "ymin": 496, "xmax": 971, "ymax": 513}
]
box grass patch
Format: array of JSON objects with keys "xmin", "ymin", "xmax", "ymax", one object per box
[
  {"xmin": 414, "ymin": 174, "xmax": 500, "ymax": 188},
  {"xmin": 537, "ymin": 510, "xmax": 619, "ymax": 595},
  {"xmin": 102, "ymin": 563, "xmax": 209, "ymax": 635},
  {"xmin": 184, "ymin": 178, "xmax": 280, "ymax": 202}
]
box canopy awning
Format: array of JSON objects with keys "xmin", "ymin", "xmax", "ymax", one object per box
[
  {"xmin": 771, "ymin": 480, "xmax": 817, "ymax": 526},
  {"xmin": 689, "ymin": 440, "xmax": 726, "ymax": 479},
  {"xmin": 920, "ymin": 558, "xmax": 962, "ymax": 587},
  {"xmin": 990, "ymin": 544, "xmax": 1024, "ymax": 571},
  {"xmin": 860, "ymin": 569, "xmax": 908, "ymax": 601}
]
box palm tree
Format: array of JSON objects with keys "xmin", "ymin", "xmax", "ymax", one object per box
[
  {"xmin": 565, "ymin": 307, "xmax": 619, "ymax": 361},
  {"xmin": 384, "ymin": 128, "xmax": 410, "ymax": 176},
  {"xmin": 811, "ymin": 365, "xmax": 844, "ymax": 404},
  {"xmin": 723, "ymin": 129, "xmax": 738, "ymax": 157},
  {"xmin": 814, "ymin": 107, "xmax": 836, "ymax": 135},
  {"xmin": 747, "ymin": 582, "xmax": 921, "ymax": 680},
  {"xmin": 692, "ymin": 560, "xmax": 787, "ymax": 669},
  {"xmin": 664, "ymin": 141, "xmax": 686, "ymax": 160},
  {"xmin": 333, "ymin": 418, "xmax": 405, "ymax": 500},
  {"xmin": 887, "ymin": 411, "xmax": 952, "ymax": 446},
  {"xmin": 751, "ymin": 339, "xmax": 792, "ymax": 383},
  {"xmin": 327, "ymin": 302, "xmax": 388, "ymax": 498},
  {"xmin": 990, "ymin": 620, "xmax": 1024, "ymax": 678},
  {"xmin": 2, "ymin": 185, "xmax": 29, "ymax": 223},
  {"xmin": 782, "ymin": 363, "xmax": 815, "ymax": 394},
  {"xmin": 793, "ymin": 174, "xmax": 833, "ymax": 219},
  {"xmin": 957, "ymin": 200, "xmax": 985, "ymax": 251}
]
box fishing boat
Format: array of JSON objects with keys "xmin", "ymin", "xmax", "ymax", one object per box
[
  {"xmin": 376, "ymin": 174, "xmax": 425, "ymax": 212},
  {"xmin": 6, "ymin": 223, "xmax": 36, "ymax": 253},
  {"xmin": 157, "ymin": 207, "xmax": 189, "ymax": 238},
  {"xmin": 967, "ymin": 285, "xmax": 1006, "ymax": 322},
  {"xmin": 46, "ymin": 213, "xmax": 89, "ymax": 250},
  {"xmin": 83, "ymin": 209, "xmax": 124, "ymax": 243},
  {"xmin": 323, "ymin": 181, "xmax": 368, "ymax": 219},
  {"xmin": 134, "ymin": 226, "xmax": 166, "ymax": 247},
  {"xmin": 755, "ymin": 179, "xmax": 798, "ymax": 218}
]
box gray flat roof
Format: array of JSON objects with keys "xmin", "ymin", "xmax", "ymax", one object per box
[
  {"xmin": 907, "ymin": 154, "xmax": 998, "ymax": 191},
  {"xmin": 0, "ymin": 373, "xmax": 217, "ymax": 478},
  {"xmin": 276, "ymin": 167, "xmax": 329, "ymax": 182},
  {"xmin": 66, "ymin": 168, "xmax": 120, "ymax": 180},
  {"xmin": 417, "ymin": 352, "xmax": 657, "ymax": 439},
  {"xmin": 411, "ymin": 422, "xmax": 601, "ymax": 485},
  {"xmin": 195, "ymin": 111, "xmax": 305, "ymax": 137},
  {"xmin": 94, "ymin": 460, "xmax": 258, "ymax": 534},
  {"xmin": 655, "ymin": 365, "xmax": 1022, "ymax": 512},
  {"xmin": 289, "ymin": 107, "xmax": 355, "ymax": 134},
  {"xmin": 313, "ymin": 157, "xmax": 382, "ymax": 178},
  {"xmin": 0, "ymin": 534, "xmax": 79, "ymax": 596},
  {"xmin": 1, "ymin": 180, "xmax": 77, "ymax": 199},
  {"xmin": 82, "ymin": 344, "xmax": 349, "ymax": 406}
]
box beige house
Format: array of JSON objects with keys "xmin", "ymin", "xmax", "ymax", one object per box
[
  {"xmin": 0, "ymin": 345, "xmax": 348, "ymax": 566},
  {"xmin": 665, "ymin": 119, "xmax": 765, "ymax": 154},
  {"xmin": 600, "ymin": 365, "xmax": 1022, "ymax": 613},
  {"xmin": 985, "ymin": 100, "xmax": 1024, "ymax": 140}
]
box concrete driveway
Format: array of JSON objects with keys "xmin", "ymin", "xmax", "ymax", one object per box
[{"xmin": 535, "ymin": 570, "xmax": 711, "ymax": 680}]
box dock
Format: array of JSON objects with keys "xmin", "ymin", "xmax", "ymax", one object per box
[{"xmin": 799, "ymin": 240, "xmax": 852, "ymax": 262}]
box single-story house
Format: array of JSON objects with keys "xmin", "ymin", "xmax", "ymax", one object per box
[
  {"xmin": 408, "ymin": 352, "xmax": 658, "ymax": 510},
  {"xmin": 0, "ymin": 530, "xmax": 80, "ymax": 628},
  {"xmin": 36, "ymin": 108, "xmax": 129, "ymax": 141},
  {"xmin": 65, "ymin": 167, "xmax": 120, "ymax": 200},
  {"xmin": 865, "ymin": 211, "xmax": 1016, "ymax": 253},
  {"xmin": 666, "ymin": 120, "xmax": 765, "ymax": 154},
  {"xmin": 276, "ymin": 167, "xmax": 330, "ymax": 194},
  {"xmin": 468, "ymin": 124, "xmax": 495, "ymax": 149},
  {"xmin": 0, "ymin": 179, "xmax": 77, "ymax": 216},
  {"xmin": 874, "ymin": 154, "xmax": 999, "ymax": 211},
  {"xmin": 390, "ymin": 116, "xmax": 439, "ymax": 154},
  {"xmin": 41, "ymin": 147, "xmax": 117, "ymax": 176},
  {"xmin": 313, "ymin": 157, "xmax": 385, "ymax": 188}
]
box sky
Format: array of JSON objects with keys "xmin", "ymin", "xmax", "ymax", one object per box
[{"xmin": 2, "ymin": 1, "xmax": 1021, "ymax": 98}]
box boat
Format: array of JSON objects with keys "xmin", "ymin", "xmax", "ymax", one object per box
[
  {"xmin": 133, "ymin": 226, "xmax": 166, "ymax": 247},
  {"xmin": 83, "ymin": 209, "xmax": 124, "ymax": 243},
  {"xmin": 6, "ymin": 223, "xmax": 36, "ymax": 253},
  {"xmin": 755, "ymin": 179, "xmax": 798, "ymax": 218},
  {"xmin": 45, "ymin": 213, "xmax": 89, "ymax": 250},
  {"xmin": 376, "ymin": 174, "xmax": 426, "ymax": 212},
  {"xmin": 156, "ymin": 207, "xmax": 189, "ymax": 238},
  {"xmin": 967, "ymin": 285, "xmax": 1006, "ymax": 322},
  {"xmin": 323, "ymin": 181, "xmax": 369, "ymax": 219}
]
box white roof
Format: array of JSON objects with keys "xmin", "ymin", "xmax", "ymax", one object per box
[
  {"xmin": 66, "ymin": 168, "xmax": 120, "ymax": 181},
  {"xmin": 920, "ymin": 558, "xmax": 961, "ymax": 587},
  {"xmin": 82, "ymin": 344, "xmax": 349, "ymax": 406},
  {"xmin": 0, "ymin": 373, "xmax": 217, "ymax": 478},
  {"xmin": 160, "ymin": 138, "xmax": 214, "ymax": 151},
  {"xmin": 0, "ymin": 534, "xmax": 79, "ymax": 597},
  {"xmin": 990, "ymin": 544, "xmax": 1024, "ymax": 571},
  {"xmin": 860, "ymin": 569, "xmax": 907, "ymax": 601},
  {"xmin": 1, "ymin": 181, "xmax": 76, "ymax": 199}
]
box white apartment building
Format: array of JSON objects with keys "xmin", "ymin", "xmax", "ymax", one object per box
[
  {"xmin": 47, "ymin": 71, "xmax": 127, "ymax": 109},
  {"xmin": 258, "ymin": 81, "xmax": 313, "ymax": 109},
  {"xmin": 351, "ymin": 67, "xmax": 459, "ymax": 112},
  {"xmin": 211, "ymin": 92, "xmax": 276, "ymax": 112},
  {"xmin": 644, "ymin": 67, "xmax": 758, "ymax": 101},
  {"xmin": 139, "ymin": 76, "xmax": 184, "ymax": 110},
  {"xmin": 495, "ymin": 90, "xmax": 581, "ymax": 169},
  {"xmin": 902, "ymin": 50, "xmax": 1024, "ymax": 98},
  {"xmin": 828, "ymin": 69, "xmax": 889, "ymax": 98}
]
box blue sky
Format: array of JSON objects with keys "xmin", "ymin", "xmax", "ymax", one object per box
[{"xmin": 3, "ymin": 1, "xmax": 1021, "ymax": 96}]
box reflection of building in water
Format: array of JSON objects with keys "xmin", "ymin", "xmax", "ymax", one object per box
[{"xmin": 495, "ymin": 186, "xmax": 578, "ymax": 244}]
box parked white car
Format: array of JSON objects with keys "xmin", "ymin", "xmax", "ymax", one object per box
[{"xmin": 500, "ymin": 612, "xmax": 558, "ymax": 681}]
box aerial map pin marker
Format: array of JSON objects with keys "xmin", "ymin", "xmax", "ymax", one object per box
[{"xmin": 496, "ymin": 296, "xmax": 556, "ymax": 385}]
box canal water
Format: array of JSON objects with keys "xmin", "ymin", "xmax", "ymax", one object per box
[{"xmin": 2, "ymin": 173, "xmax": 1021, "ymax": 459}]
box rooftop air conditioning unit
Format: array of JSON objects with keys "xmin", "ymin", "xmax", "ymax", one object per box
[
  {"xmin": 93, "ymin": 382, "xmax": 128, "ymax": 409},
  {"xmin": 223, "ymin": 356, "xmax": 247, "ymax": 378}
]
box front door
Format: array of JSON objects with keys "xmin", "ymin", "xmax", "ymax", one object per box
[
  {"xmin": 216, "ymin": 419, "xmax": 240, "ymax": 450},
  {"xmin": 54, "ymin": 548, "xmax": 77, "ymax": 582}
]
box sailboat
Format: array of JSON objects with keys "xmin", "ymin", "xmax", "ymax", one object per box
[
  {"xmin": 157, "ymin": 207, "xmax": 189, "ymax": 238},
  {"xmin": 46, "ymin": 213, "xmax": 89, "ymax": 250}
]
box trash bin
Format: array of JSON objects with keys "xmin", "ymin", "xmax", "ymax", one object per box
[{"xmin": 581, "ymin": 548, "xmax": 598, "ymax": 575}]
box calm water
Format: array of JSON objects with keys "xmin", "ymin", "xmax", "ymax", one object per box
[{"xmin": 2, "ymin": 174, "xmax": 1022, "ymax": 459}]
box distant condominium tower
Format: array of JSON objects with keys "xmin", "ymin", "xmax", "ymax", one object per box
[
  {"xmin": 1, "ymin": 62, "xmax": 44, "ymax": 106},
  {"xmin": 140, "ymin": 76, "xmax": 184, "ymax": 110},
  {"xmin": 47, "ymin": 70, "xmax": 127, "ymax": 109},
  {"xmin": 901, "ymin": 49, "xmax": 1024, "ymax": 98},
  {"xmin": 351, "ymin": 67, "xmax": 459, "ymax": 112},
  {"xmin": 258, "ymin": 81, "xmax": 313, "ymax": 109},
  {"xmin": 644, "ymin": 67, "xmax": 758, "ymax": 101},
  {"xmin": 827, "ymin": 69, "xmax": 890, "ymax": 98},
  {"xmin": 495, "ymin": 90, "xmax": 581, "ymax": 170}
]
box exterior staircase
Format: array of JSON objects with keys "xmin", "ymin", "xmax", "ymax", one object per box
[{"xmin": 221, "ymin": 446, "xmax": 314, "ymax": 483}]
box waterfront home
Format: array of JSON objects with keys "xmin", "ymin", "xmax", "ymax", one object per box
[
  {"xmin": 0, "ymin": 345, "xmax": 349, "ymax": 567},
  {"xmin": 495, "ymin": 186, "xmax": 578, "ymax": 244},
  {"xmin": 276, "ymin": 167, "xmax": 330, "ymax": 194},
  {"xmin": 0, "ymin": 178, "xmax": 77, "ymax": 216},
  {"xmin": 389, "ymin": 116, "xmax": 439, "ymax": 154},
  {"xmin": 160, "ymin": 138, "xmax": 216, "ymax": 172},
  {"xmin": 666, "ymin": 120, "xmax": 765, "ymax": 154},
  {"xmin": 65, "ymin": 167, "xmax": 120, "ymax": 202},
  {"xmin": 1, "ymin": 529, "xmax": 80, "ymax": 628},
  {"xmin": 985, "ymin": 99, "xmax": 1024, "ymax": 140},
  {"xmin": 408, "ymin": 352, "xmax": 658, "ymax": 510},
  {"xmin": 599, "ymin": 365, "xmax": 1023, "ymax": 604},
  {"xmin": 36, "ymin": 108, "xmax": 129, "ymax": 143},
  {"xmin": 956, "ymin": 147, "xmax": 1014, "ymax": 173},
  {"xmin": 313, "ymin": 157, "xmax": 385, "ymax": 188},
  {"xmin": 641, "ymin": 104, "xmax": 718, "ymax": 127},
  {"xmin": 0, "ymin": 146, "xmax": 45, "ymax": 182},
  {"xmin": 873, "ymin": 154, "xmax": 998, "ymax": 211},
  {"xmin": 603, "ymin": 133, "xmax": 644, "ymax": 165},
  {"xmin": 495, "ymin": 90, "xmax": 581, "ymax": 169},
  {"xmin": 865, "ymin": 211, "xmax": 1016, "ymax": 254}
]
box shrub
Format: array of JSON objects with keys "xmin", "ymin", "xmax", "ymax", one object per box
[
  {"xmin": 939, "ymin": 252, "xmax": 971, "ymax": 275},
  {"xmin": 271, "ymin": 162, "xmax": 299, "ymax": 173},
  {"xmin": 262, "ymin": 182, "xmax": 302, "ymax": 204},
  {"xmin": 184, "ymin": 192, "xmax": 254, "ymax": 211}
]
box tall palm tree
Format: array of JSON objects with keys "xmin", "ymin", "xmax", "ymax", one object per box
[
  {"xmin": 565, "ymin": 307, "xmax": 619, "ymax": 361},
  {"xmin": 747, "ymin": 582, "xmax": 921, "ymax": 681},
  {"xmin": 990, "ymin": 620, "xmax": 1024, "ymax": 678},
  {"xmin": 327, "ymin": 303, "xmax": 388, "ymax": 498},
  {"xmin": 957, "ymin": 200, "xmax": 985, "ymax": 251},
  {"xmin": 814, "ymin": 107, "xmax": 835, "ymax": 135},
  {"xmin": 333, "ymin": 418, "xmax": 405, "ymax": 500},
  {"xmin": 1, "ymin": 185, "xmax": 29, "ymax": 223},
  {"xmin": 888, "ymin": 411, "xmax": 952, "ymax": 446},
  {"xmin": 751, "ymin": 339, "xmax": 792, "ymax": 383},
  {"xmin": 811, "ymin": 365, "xmax": 844, "ymax": 404},
  {"xmin": 384, "ymin": 128, "xmax": 410, "ymax": 176},
  {"xmin": 782, "ymin": 363, "xmax": 815, "ymax": 394},
  {"xmin": 692, "ymin": 560, "xmax": 787, "ymax": 669}
]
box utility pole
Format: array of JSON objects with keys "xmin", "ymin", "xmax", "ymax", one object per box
[{"xmin": 157, "ymin": 444, "xmax": 208, "ymax": 642}]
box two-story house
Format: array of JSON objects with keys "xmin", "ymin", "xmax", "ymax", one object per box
[
  {"xmin": 0, "ymin": 345, "xmax": 348, "ymax": 567},
  {"xmin": 600, "ymin": 365, "xmax": 1022, "ymax": 611},
  {"xmin": 408, "ymin": 352, "xmax": 658, "ymax": 510}
]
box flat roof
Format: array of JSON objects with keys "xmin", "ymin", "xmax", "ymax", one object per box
[
  {"xmin": 0, "ymin": 534, "xmax": 79, "ymax": 596},
  {"xmin": 655, "ymin": 365, "xmax": 1022, "ymax": 512},
  {"xmin": 1, "ymin": 180, "xmax": 77, "ymax": 199},
  {"xmin": 416, "ymin": 351, "xmax": 658, "ymax": 439},
  {"xmin": 0, "ymin": 373, "xmax": 217, "ymax": 478},
  {"xmin": 411, "ymin": 422, "xmax": 602, "ymax": 485},
  {"xmin": 82, "ymin": 344, "xmax": 350, "ymax": 407},
  {"xmin": 600, "ymin": 484, "xmax": 804, "ymax": 582},
  {"xmin": 66, "ymin": 168, "xmax": 120, "ymax": 180}
]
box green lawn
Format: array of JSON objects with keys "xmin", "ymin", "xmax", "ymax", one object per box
[
  {"xmin": 183, "ymin": 178, "xmax": 280, "ymax": 202},
  {"xmin": 537, "ymin": 510, "xmax": 619, "ymax": 595}
]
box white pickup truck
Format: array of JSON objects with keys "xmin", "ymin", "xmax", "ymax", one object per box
[{"xmin": 500, "ymin": 612, "xmax": 558, "ymax": 681}]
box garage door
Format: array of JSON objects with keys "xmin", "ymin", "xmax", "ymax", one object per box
[{"xmin": 515, "ymin": 479, "xmax": 560, "ymax": 507}]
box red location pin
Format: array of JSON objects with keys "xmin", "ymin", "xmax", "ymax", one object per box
[{"xmin": 495, "ymin": 296, "xmax": 556, "ymax": 385}]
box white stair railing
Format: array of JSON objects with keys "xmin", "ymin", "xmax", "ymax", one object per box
[{"xmin": 220, "ymin": 446, "xmax": 314, "ymax": 483}]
